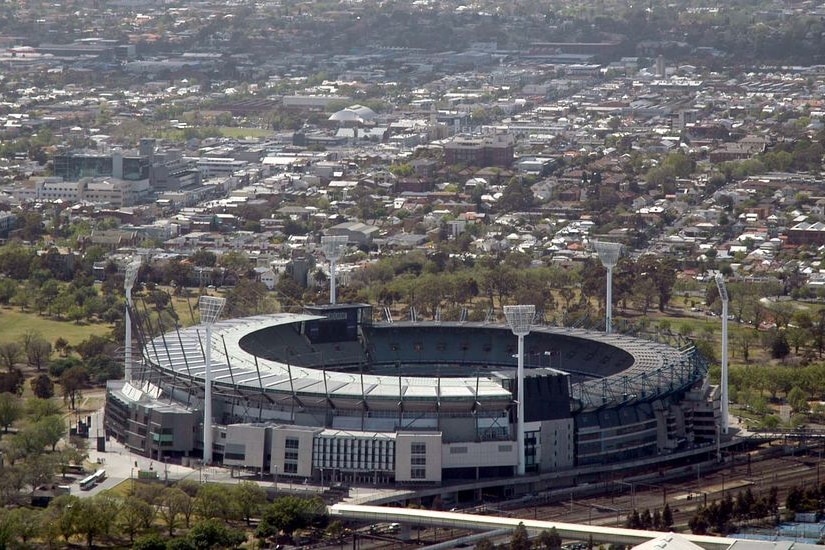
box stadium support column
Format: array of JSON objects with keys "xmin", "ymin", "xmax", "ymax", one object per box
[
  {"xmin": 594, "ymin": 241, "xmax": 622, "ymax": 334},
  {"xmin": 321, "ymin": 235, "xmax": 348, "ymax": 305},
  {"xmin": 504, "ymin": 305, "xmax": 535, "ymax": 476},
  {"xmin": 199, "ymin": 296, "xmax": 226, "ymax": 464},
  {"xmin": 124, "ymin": 257, "xmax": 141, "ymax": 382},
  {"xmin": 715, "ymin": 273, "xmax": 730, "ymax": 434}
]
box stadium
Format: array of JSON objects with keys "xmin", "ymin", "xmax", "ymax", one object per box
[{"xmin": 105, "ymin": 301, "xmax": 720, "ymax": 489}]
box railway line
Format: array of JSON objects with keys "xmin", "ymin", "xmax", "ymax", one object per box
[{"xmin": 505, "ymin": 444, "xmax": 825, "ymax": 534}]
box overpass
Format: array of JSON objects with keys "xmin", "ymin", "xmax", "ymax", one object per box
[{"xmin": 329, "ymin": 504, "xmax": 738, "ymax": 550}]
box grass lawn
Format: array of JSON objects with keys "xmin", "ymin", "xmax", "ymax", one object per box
[
  {"xmin": 0, "ymin": 307, "xmax": 112, "ymax": 346},
  {"xmin": 104, "ymin": 478, "xmax": 135, "ymax": 498}
]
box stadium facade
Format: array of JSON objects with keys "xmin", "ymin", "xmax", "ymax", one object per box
[{"xmin": 105, "ymin": 304, "xmax": 719, "ymax": 486}]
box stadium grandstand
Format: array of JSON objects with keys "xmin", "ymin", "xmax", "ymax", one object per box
[{"xmin": 105, "ymin": 302, "xmax": 719, "ymax": 489}]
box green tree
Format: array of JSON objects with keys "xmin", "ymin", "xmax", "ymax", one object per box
[
  {"xmin": 175, "ymin": 481, "xmax": 198, "ymax": 527},
  {"xmin": 74, "ymin": 334, "xmax": 113, "ymax": 361},
  {"xmin": 6, "ymin": 505, "xmax": 40, "ymax": 545},
  {"xmin": 191, "ymin": 249, "xmax": 218, "ymax": 267},
  {"xmin": 59, "ymin": 365, "xmax": 87, "ymax": 410},
  {"xmin": 497, "ymin": 178, "xmax": 534, "ymax": 213},
  {"xmin": 771, "ymin": 332, "xmax": 791, "ymax": 360},
  {"xmin": 119, "ymin": 494, "xmax": 155, "ymax": 542},
  {"xmin": 187, "ymin": 518, "xmax": 246, "ymax": 549},
  {"xmin": 195, "ymin": 483, "xmax": 235, "ymax": 521},
  {"xmin": 35, "ymin": 414, "xmax": 67, "ymax": 451},
  {"xmin": 0, "ymin": 342, "xmax": 22, "ymax": 372},
  {"xmin": 44, "ymin": 494, "xmax": 80, "ymax": 544},
  {"xmin": 640, "ymin": 508, "xmax": 653, "ymax": 529},
  {"xmin": 74, "ymin": 493, "xmax": 121, "ymax": 548},
  {"xmin": 232, "ymin": 480, "xmax": 267, "ymax": 525},
  {"xmin": 510, "ymin": 522, "xmax": 531, "ymax": 550},
  {"xmin": 219, "ymin": 250, "xmax": 252, "ymax": 279},
  {"xmin": 20, "ymin": 330, "xmax": 49, "ymax": 371},
  {"xmin": 30, "ymin": 373, "xmax": 55, "ymax": 399},
  {"xmin": 54, "ymin": 337, "xmax": 70, "ymax": 357},
  {"xmin": 159, "ymin": 487, "xmax": 189, "ymax": 536},
  {"xmin": 256, "ymin": 495, "xmax": 327, "ymax": 540},
  {"xmin": 0, "ymin": 392, "xmax": 22, "ymax": 433},
  {"xmin": 662, "ymin": 503, "xmax": 674, "ymax": 528},
  {"xmin": 538, "ymin": 526, "xmax": 563, "ymax": 549},
  {"xmin": 0, "ymin": 243, "xmax": 34, "ymax": 280},
  {"xmin": 132, "ymin": 533, "xmax": 168, "ymax": 550},
  {"xmin": 274, "ymin": 275, "xmax": 304, "ymax": 312},
  {"xmin": 0, "ymin": 507, "xmax": 19, "ymax": 548},
  {"xmin": 788, "ymin": 386, "xmax": 809, "ymax": 414}
]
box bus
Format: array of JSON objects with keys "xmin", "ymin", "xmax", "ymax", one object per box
[{"xmin": 79, "ymin": 469, "xmax": 106, "ymax": 491}]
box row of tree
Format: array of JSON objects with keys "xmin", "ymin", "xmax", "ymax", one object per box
[
  {"xmin": 9, "ymin": 483, "xmax": 328, "ymax": 548},
  {"xmin": 0, "ymin": 268, "xmax": 124, "ymax": 324},
  {"xmin": 475, "ymin": 523, "xmax": 588, "ymax": 550},
  {"xmin": 339, "ymin": 249, "xmax": 680, "ymax": 321},
  {"xmin": 689, "ymin": 487, "xmax": 779, "ymax": 535},
  {"xmin": 624, "ymin": 504, "xmax": 674, "ymax": 531},
  {"xmin": 0, "ymin": 394, "xmax": 86, "ymax": 507},
  {"xmin": 786, "ymin": 483, "xmax": 825, "ymax": 515}
]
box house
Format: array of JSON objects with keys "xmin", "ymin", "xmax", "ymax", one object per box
[{"xmin": 254, "ymin": 266, "xmax": 278, "ymax": 290}]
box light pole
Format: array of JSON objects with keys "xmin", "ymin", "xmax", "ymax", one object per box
[
  {"xmin": 199, "ymin": 295, "xmax": 226, "ymax": 464},
  {"xmin": 124, "ymin": 257, "xmax": 141, "ymax": 382},
  {"xmin": 504, "ymin": 304, "xmax": 535, "ymax": 476},
  {"xmin": 321, "ymin": 235, "xmax": 348, "ymax": 305},
  {"xmin": 715, "ymin": 273, "xmax": 730, "ymax": 434},
  {"xmin": 594, "ymin": 241, "xmax": 622, "ymax": 334}
]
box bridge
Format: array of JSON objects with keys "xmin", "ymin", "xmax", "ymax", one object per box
[{"xmin": 329, "ymin": 504, "xmax": 738, "ymax": 550}]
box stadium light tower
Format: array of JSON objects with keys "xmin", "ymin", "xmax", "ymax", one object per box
[
  {"xmin": 321, "ymin": 235, "xmax": 348, "ymax": 305},
  {"xmin": 124, "ymin": 257, "xmax": 141, "ymax": 382},
  {"xmin": 715, "ymin": 273, "xmax": 730, "ymax": 434},
  {"xmin": 504, "ymin": 304, "xmax": 535, "ymax": 476},
  {"xmin": 594, "ymin": 241, "xmax": 622, "ymax": 334},
  {"xmin": 199, "ymin": 295, "xmax": 226, "ymax": 464}
]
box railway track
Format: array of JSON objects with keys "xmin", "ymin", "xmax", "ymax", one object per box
[{"xmin": 504, "ymin": 445, "xmax": 825, "ymax": 535}]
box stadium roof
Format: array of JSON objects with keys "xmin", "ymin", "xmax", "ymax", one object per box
[{"xmin": 142, "ymin": 314, "xmax": 706, "ymax": 411}]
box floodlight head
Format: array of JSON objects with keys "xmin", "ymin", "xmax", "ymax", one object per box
[
  {"xmin": 124, "ymin": 258, "xmax": 141, "ymax": 294},
  {"xmin": 504, "ymin": 305, "xmax": 535, "ymax": 336},
  {"xmin": 715, "ymin": 273, "xmax": 729, "ymax": 302},
  {"xmin": 321, "ymin": 235, "xmax": 348, "ymax": 262},
  {"xmin": 594, "ymin": 240, "xmax": 622, "ymax": 268},
  {"xmin": 198, "ymin": 296, "xmax": 226, "ymax": 325}
]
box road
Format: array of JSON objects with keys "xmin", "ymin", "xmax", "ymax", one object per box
[{"xmin": 70, "ymin": 407, "xmax": 324, "ymax": 498}]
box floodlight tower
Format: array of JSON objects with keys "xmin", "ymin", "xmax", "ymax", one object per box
[
  {"xmin": 199, "ymin": 295, "xmax": 226, "ymax": 464},
  {"xmin": 123, "ymin": 258, "xmax": 141, "ymax": 382},
  {"xmin": 594, "ymin": 241, "xmax": 623, "ymax": 334},
  {"xmin": 321, "ymin": 235, "xmax": 348, "ymax": 305},
  {"xmin": 715, "ymin": 273, "xmax": 730, "ymax": 434},
  {"xmin": 504, "ymin": 304, "xmax": 535, "ymax": 476}
]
